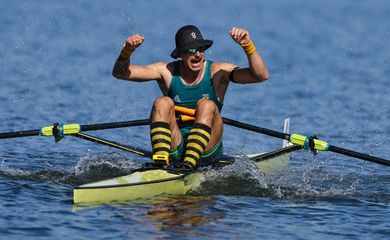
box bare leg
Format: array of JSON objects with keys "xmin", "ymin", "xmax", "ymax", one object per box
[
  {"xmin": 193, "ymin": 98, "xmax": 223, "ymax": 152},
  {"xmin": 182, "ymin": 98, "xmax": 223, "ymax": 168},
  {"xmin": 150, "ymin": 96, "xmax": 182, "ymax": 151}
]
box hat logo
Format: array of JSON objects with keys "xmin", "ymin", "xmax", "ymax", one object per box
[{"xmin": 191, "ymin": 32, "xmax": 197, "ymax": 39}]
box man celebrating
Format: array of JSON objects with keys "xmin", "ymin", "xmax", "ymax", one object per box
[{"xmin": 112, "ymin": 25, "xmax": 269, "ymax": 170}]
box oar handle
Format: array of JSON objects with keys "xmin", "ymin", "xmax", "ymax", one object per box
[{"xmin": 175, "ymin": 106, "xmax": 195, "ymax": 116}]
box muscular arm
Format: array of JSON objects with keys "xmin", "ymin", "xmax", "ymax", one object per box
[
  {"xmin": 113, "ymin": 60, "xmax": 167, "ymax": 82},
  {"xmin": 112, "ymin": 55, "xmax": 130, "ymax": 79},
  {"xmin": 112, "ymin": 34, "xmax": 168, "ymax": 83},
  {"xmin": 229, "ymin": 27, "xmax": 269, "ymax": 84}
]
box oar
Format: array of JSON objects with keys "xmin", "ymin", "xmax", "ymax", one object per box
[
  {"xmin": 0, "ymin": 114, "xmax": 196, "ymax": 140},
  {"xmin": 0, "ymin": 119, "xmax": 150, "ymax": 140},
  {"xmin": 174, "ymin": 106, "xmax": 390, "ymax": 166},
  {"xmin": 224, "ymin": 118, "xmax": 389, "ymax": 166}
]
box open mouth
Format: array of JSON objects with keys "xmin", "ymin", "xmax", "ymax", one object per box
[{"xmin": 190, "ymin": 58, "xmax": 202, "ymax": 68}]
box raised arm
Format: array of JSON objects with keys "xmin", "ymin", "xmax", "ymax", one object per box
[
  {"xmin": 112, "ymin": 34, "xmax": 165, "ymax": 82},
  {"xmin": 229, "ymin": 27, "xmax": 269, "ymax": 84}
]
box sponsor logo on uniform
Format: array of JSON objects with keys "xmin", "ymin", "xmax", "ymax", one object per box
[
  {"xmin": 202, "ymin": 94, "xmax": 210, "ymax": 99},
  {"xmin": 173, "ymin": 95, "xmax": 181, "ymax": 103}
]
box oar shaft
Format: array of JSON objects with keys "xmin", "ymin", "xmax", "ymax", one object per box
[
  {"xmin": 0, "ymin": 129, "xmax": 40, "ymax": 139},
  {"xmin": 175, "ymin": 106, "xmax": 289, "ymax": 140},
  {"xmin": 222, "ymin": 117, "xmax": 289, "ymax": 140},
  {"xmin": 328, "ymin": 145, "xmax": 390, "ymax": 166},
  {"xmin": 80, "ymin": 119, "xmax": 149, "ymax": 131}
]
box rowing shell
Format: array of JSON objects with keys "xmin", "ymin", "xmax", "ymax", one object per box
[
  {"xmin": 73, "ymin": 144, "xmax": 299, "ymax": 204},
  {"xmin": 74, "ymin": 118, "xmax": 297, "ymax": 204}
]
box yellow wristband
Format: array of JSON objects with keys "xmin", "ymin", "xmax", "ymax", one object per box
[
  {"xmin": 120, "ymin": 44, "xmax": 135, "ymax": 59},
  {"xmin": 241, "ymin": 40, "xmax": 256, "ymax": 55}
]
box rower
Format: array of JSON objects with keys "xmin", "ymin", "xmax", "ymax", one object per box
[{"xmin": 112, "ymin": 25, "xmax": 269, "ymax": 170}]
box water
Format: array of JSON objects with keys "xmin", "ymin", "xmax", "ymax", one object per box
[{"xmin": 0, "ymin": 0, "xmax": 389, "ymax": 239}]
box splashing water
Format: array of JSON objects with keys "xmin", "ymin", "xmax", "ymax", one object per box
[{"xmin": 188, "ymin": 154, "xmax": 361, "ymax": 200}]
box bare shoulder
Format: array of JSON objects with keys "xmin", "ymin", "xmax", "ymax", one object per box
[
  {"xmin": 208, "ymin": 61, "xmax": 238, "ymax": 103},
  {"xmin": 151, "ymin": 61, "xmax": 176, "ymax": 89},
  {"xmin": 211, "ymin": 61, "xmax": 237, "ymax": 73},
  {"xmin": 147, "ymin": 61, "xmax": 173, "ymax": 81},
  {"xmin": 126, "ymin": 61, "xmax": 172, "ymax": 83},
  {"xmin": 210, "ymin": 61, "xmax": 238, "ymax": 83},
  {"xmin": 145, "ymin": 61, "xmax": 170, "ymax": 72}
]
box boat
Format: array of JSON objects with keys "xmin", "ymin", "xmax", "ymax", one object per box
[
  {"xmin": 73, "ymin": 147, "xmax": 297, "ymax": 204},
  {"xmin": 73, "ymin": 119, "xmax": 298, "ymax": 204}
]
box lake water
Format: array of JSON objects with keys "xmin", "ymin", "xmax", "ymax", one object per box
[{"xmin": 0, "ymin": 0, "xmax": 389, "ymax": 239}]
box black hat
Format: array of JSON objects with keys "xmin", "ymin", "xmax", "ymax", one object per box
[{"xmin": 170, "ymin": 25, "xmax": 213, "ymax": 59}]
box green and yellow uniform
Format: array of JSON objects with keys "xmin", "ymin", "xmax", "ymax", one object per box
[{"xmin": 167, "ymin": 60, "xmax": 223, "ymax": 166}]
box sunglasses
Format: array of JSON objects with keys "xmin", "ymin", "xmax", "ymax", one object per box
[{"xmin": 182, "ymin": 46, "xmax": 208, "ymax": 55}]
